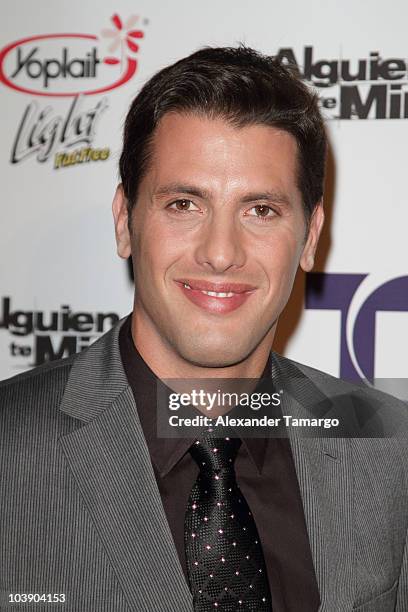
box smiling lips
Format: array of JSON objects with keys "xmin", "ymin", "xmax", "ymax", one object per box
[{"xmin": 176, "ymin": 279, "xmax": 256, "ymax": 314}]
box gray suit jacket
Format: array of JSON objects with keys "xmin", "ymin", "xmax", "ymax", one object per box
[{"xmin": 1, "ymin": 318, "xmax": 407, "ymax": 612}]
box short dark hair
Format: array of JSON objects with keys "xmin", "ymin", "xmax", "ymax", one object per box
[{"xmin": 119, "ymin": 45, "xmax": 327, "ymax": 221}]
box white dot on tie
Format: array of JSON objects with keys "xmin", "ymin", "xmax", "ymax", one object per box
[
  {"xmin": 255, "ymin": 540, "xmax": 258, "ymax": 544},
  {"xmin": 243, "ymin": 527, "xmax": 246, "ymax": 531},
  {"xmin": 235, "ymin": 570, "xmax": 239, "ymax": 576},
  {"xmin": 246, "ymin": 555, "xmax": 250, "ymax": 560},
  {"xmin": 214, "ymin": 603, "xmax": 218, "ymax": 608},
  {"xmin": 198, "ymin": 590, "xmax": 202, "ymax": 594},
  {"xmin": 225, "ymin": 437, "xmax": 230, "ymax": 441},
  {"xmin": 230, "ymin": 514, "xmax": 234, "ymax": 519},
  {"xmin": 213, "ymin": 448, "xmax": 218, "ymax": 453},
  {"xmin": 192, "ymin": 503, "xmax": 197, "ymax": 510},
  {"xmin": 194, "ymin": 561, "xmax": 198, "ymax": 566},
  {"xmin": 262, "ymin": 597, "xmax": 266, "ymax": 602},
  {"xmin": 214, "ymin": 475, "xmax": 219, "ymax": 480},
  {"xmin": 204, "ymin": 517, "xmax": 208, "ymax": 522},
  {"xmin": 191, "ymin": 533, "xmax": 196, "ymax": 538},
  {"xmin": 232, "ymin": 541, "xmax": 237, "ymax": 547},
  {"xmin": 218, "ymin": 529, "xmax": 223, "ymax": 534},
  {"xmin": 209, "ymin": 573, "xmax": 214, "ymax": 578},
  {"xmin": 224, "ymin": 587, "xmax": 228, "ymax": 591},
  {"xmin": 249, "ymin": 584, "xmax": 253, "ymax": 589},
  {"xmin": 238, "ymin": 601, "xmax": 242, "ymax": 605},
  {"xmin": 259, "ymin": 569, "xmax": 262, "ymax": 573},
  {"xmin": 217, "ymin": 502, "xmax": 222, "ymax": 507},
  {"xmin": 221, "ymin": 557, "xmax": 225, "ymax": 563},
  {"xmin": 206, "ymin": 545, "xmax": 211, "ymax": 550}
]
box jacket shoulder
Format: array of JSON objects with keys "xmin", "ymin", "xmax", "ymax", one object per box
[
  {"xmin": 0, "ymin": 353, "xmax": 77, "ymax": 417},
  {"xmin": 273, "ymin": 352, "xmax": 358, "ymax": 392},
  {"xmin": 273, "ymin": 352, "xmax": 408, "ymax": 442},
  {"xmin": 274, "ymin": 351, "xmax": 408, "ymax": 405}
]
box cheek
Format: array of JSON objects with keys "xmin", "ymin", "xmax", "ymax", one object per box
[
  {"xmin": 132, "ymin": 218, "xmax": 186, "ymax": 278},
  {"xmin": 255, "ymin": 231, "xmax": 303, "ymax": 293}
]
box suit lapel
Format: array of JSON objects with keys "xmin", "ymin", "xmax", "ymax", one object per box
[
  {"xmin": 272, "ymin": 354, "xmax": 355, "ymax": 611},
  {"xmin": 58, "ymin": 319, "xmax": 193, "ymax": 612},
  {"xmin": 289, "ymin": 435, "xmax": 355, "ymax": 611}
]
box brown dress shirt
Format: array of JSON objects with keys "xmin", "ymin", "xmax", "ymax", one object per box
[{"xmin": 119, "ymin": 314, "xmax": 320, "ymax": 611}]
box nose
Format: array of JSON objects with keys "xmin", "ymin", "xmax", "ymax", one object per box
[{"xmin": 194, "ymin": 209, "xmax": 246, "ymax": 274}]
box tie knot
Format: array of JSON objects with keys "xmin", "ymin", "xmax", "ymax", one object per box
[{"xmin": 189, "ymin": 436, "xmax": 241, "ymax": 474}]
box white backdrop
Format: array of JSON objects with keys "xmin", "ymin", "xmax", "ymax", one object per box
[{"xmin": 1, "ymin": 0, "xmax": 407, "ymax": 387}]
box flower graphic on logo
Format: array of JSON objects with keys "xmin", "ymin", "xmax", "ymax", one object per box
[{"xmin": 101, "ymin": 14, "xmax": 144, "ymax": 66}]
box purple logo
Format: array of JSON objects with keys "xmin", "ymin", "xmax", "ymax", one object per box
[{"xmin": 305, "ymin": 273, "xmax": 408, "ymax": 381}]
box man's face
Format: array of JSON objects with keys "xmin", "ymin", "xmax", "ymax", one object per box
[{"xmin": 114, "ymin": 112, "xmax": 323, "ymax": 368}]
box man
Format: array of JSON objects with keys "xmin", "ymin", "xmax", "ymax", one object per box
[{"xmin": 0, "ymin": 46, "xmax": 407, "ymax": 612}]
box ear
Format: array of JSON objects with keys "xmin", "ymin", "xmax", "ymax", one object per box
[
  {"xmin": 112, "ymin": 184, "xmax": 131, "ymax": 259},
  {"xmin": 300, "ymin": 201, "xmax": 325, "ymax": 272}
]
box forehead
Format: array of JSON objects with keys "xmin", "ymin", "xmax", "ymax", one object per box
[{"xmin": 146, "ymin": 112, "xmax": 300, "ymax": 198}]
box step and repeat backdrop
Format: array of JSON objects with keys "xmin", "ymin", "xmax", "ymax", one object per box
[{"xmin": 1, "ymin": 0, "xmax": 407, "ymax": 391}]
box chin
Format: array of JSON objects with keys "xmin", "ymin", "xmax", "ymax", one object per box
[{"xmin": 175, "ymin": 338, "xmax": 252, "ymax": 369}]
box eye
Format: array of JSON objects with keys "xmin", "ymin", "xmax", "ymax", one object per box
[
  {"xmin": 246, "ymin": 204, "xmax": 277, "ymax": 220},
  {"xmin": 167, "ymin": 199, "xmax": 199, "ymax": 213}
]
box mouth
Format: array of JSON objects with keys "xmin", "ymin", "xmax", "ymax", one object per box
[{"xmin": 175, "ymin": 279, "xmax": 256, "ymax": 314}]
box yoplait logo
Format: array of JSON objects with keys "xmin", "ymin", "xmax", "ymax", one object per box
[
  {"xmin": 305, "ymin": 273, "xmax": 408, "ymax": 381},
  {"xmin": 3, "ymin": 13, "xmax": 147, "ymax": 167},
  {"xmin": 0, "ymin": 13, "xmax": 145, "ymax": 96}
]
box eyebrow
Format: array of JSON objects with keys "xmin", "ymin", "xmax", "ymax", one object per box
[
  {"xmin": 154, "ymin": 183, "xmax": 211, "ymax": 199},
  {"xmin": 153, "ymin": 183, "xmax": 291, "ymax": 205}
]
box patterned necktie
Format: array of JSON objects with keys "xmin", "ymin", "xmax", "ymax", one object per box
[{"xmin": 184, "ymin": 435, "xmax": 272, "ymax": 611}]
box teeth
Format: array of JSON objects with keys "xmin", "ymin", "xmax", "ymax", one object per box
[
  {"xmin": 181, "ymin": 283, "xmax": 237, "ymax": 297},
  {"xmin": 201, "ymin": 290, "xmax": 235, "ymax": 298}
]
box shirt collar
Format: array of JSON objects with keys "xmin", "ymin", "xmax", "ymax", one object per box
[{"xmin": 119, "ymin": 313, "xmax": 269, "ymax": 477}]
